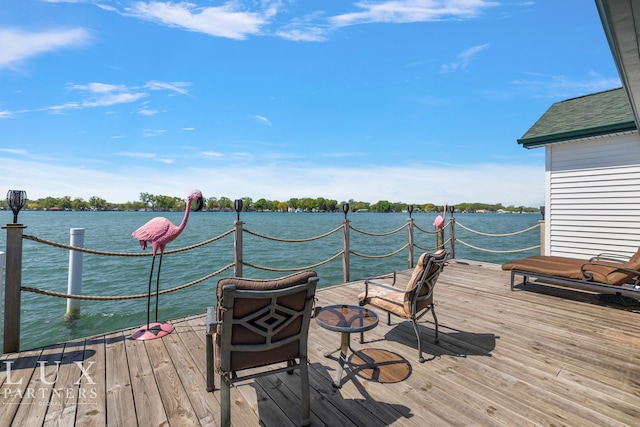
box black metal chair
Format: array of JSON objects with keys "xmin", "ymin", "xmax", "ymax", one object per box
[
  {"xmin": 206, "ymin": 271, "xmax": 319, "ymax": 426},
  {"xmin": 359, "ymin": 250, "xmax": 447, "ymax": 362}
]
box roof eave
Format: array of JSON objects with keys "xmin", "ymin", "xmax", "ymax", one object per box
[
  {"xmin": 517, "ymin": 120, "xmax": 637, "ymax": 148},
  {"xmin": 595, "ymin": 0, "xmax": 640, "ymax": 128}
]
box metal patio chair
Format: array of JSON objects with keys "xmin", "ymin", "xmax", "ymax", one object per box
[
  {"xmin": 358, "ymin": 250, "xmax": 448, "ymax": 362},
  {"xmin": 206, "ymin": 270, "xmax": 319, "ymax": 427}
]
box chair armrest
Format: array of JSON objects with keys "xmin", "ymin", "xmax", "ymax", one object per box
[
  {"xmin": 363, "ymin": 280, "xmax": 410, "ymax": 294},
  {"xmin": 364, "ymin": 271, "xmax": 398, "ymax": 286},
  {"xmin": 580, "ymin": 262, "xmax": 640, "ymax": 282},
  {"xmin": 206, "ymin": 306, "xmax": 219, "ymax": 335},
  {"xmin": 360, "ymin": 273, "xmax": 411, "ymax": 304},
  {"xmin": 360, "ymin": 270, "xmax": 418, "ymax": 306},
  {"xmin": 590, "ymin": 253, "xmax": 630, "ymax": 263}
]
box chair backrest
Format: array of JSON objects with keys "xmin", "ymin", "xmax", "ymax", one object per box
[
  {"xmin": 584, "ymin": 246, "xmax": 640, "ymax": 285},
  {"xmin": 614, "ymin": 246, "xmax": 640, "ymax": 284},
  {"xmin": 404, "ymin": 250, "xmax": 447, "ymax": 314},
  {"xmin": 215, "ymin": 271, "xmax": 318, "ymax": 374}
]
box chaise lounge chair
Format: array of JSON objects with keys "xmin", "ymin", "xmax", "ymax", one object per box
[{"xmin": 502, "ymin": 249, "xmax": 640, "ymax": 299}]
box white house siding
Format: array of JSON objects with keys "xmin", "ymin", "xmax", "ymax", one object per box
[{"xmin": 546, "ymin": 131, "xmax": 640, "ymax": 259}]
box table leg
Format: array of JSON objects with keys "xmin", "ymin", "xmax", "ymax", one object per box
[{"xmin": 332, "ymin": 332, "xmax": 350, "ymax": 388}]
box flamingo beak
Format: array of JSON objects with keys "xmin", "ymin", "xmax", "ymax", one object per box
[{"xmin": 193, "ymin": 196, "xmax": 204, "ymax": 212}]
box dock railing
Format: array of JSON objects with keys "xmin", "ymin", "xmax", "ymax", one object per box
[{"xmin": 2, "ymin": 212, "xmax": 541, "ymax": 353}]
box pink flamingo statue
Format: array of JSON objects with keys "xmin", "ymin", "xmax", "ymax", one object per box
[
  {"xmin": 130, "ymin": 189, "xmax": 204, "ymax": 340},
  {"xmin": 433, "ymin": 203, "xmax": 448, "ymax": 230}
]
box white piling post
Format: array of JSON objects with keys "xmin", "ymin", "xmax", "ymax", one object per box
[
  {"xmin": 0, "ymin": 251, "xmax": 5, "ymax": 357},
  {"xmin": 66, "ymin": 228, "xmax": 85, "ymax": 317}
]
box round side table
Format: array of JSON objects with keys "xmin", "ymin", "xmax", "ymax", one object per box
[{"xmin": 315, "ymin": 304, "xmax": 379, "ymax": 387}]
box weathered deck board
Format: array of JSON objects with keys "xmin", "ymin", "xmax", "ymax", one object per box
[
  {"xmin": 1, "ymin": 260, "xmax": 639, "ymax": 426},
  {"xmin": 104, "ymin": 331, "xmax": 136, "ymax": 427},
  {"xmin": 77, "ymin": 334, "xmax": 106, "ymax": 426},
  {"xmin": 42, "ymin": 339, "xmax": 83, "ymax": 426}
]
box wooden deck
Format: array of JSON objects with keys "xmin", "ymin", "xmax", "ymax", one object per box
[{"xmin": 1, "ymin": 260, "xmax": 639, "ymax": 426}]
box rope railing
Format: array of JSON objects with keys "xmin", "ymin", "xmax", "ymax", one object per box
[
  {"xmin": 456, "ymin": 221, "xmax": 540, "ymax": 237},
  {"xmin": 413, "ymin": 222, "xmax": 439, "ymax": 234},
  {"xmin": 23, "ymin": 228, "xmax": 235, "ymax": 256},
  {"xmin": 243, "ymin": 225, "xmax": 341, "ymax": 242},
  {"xmin": 349, "ymin": 223, "xmax": 407, "ymax": 236},
  {"xmin": 348, "ymin": 222, "xmax": 409, "ymax": 260},
  {"xmin": 351, "ymin": 243, "xmax": 409, "ymax": 259},
  {"xmin": 453, "ymin": 220, "xmax": 541, "ymax": 254},
  {"xmin": 21, "ymin": 263, "xmax": 234, "ymax": 300},
  {"xmin": 18, "ymin": 219, "xmax": 539, "ymax": 287},
  {"xmin": 414, "ymin": 238, "xmax": 450, "ymax": 253},
  {"xmin": 413, "ymin": 242, "xmax": 441, "ymax": 252},
  {"xmin": 243, "ymin": 251, "xmax": 344, "ymax": 273},
  {"xmin": 456, "ymin": 239, "xmax": 540, "ymax": 254}
]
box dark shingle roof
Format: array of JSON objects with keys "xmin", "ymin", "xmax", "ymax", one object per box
[{"xmin": 518, "ymin": 87, "xmax": 637, "ymax": 148}]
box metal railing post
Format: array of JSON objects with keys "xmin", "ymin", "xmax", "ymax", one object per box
[
  {"xmin": 234, "ymin": 220, "xmax": 244, "ymax": 277},
  {"xmin": 342, "ymin": 219, "xmax": 350, "ymax": 283},
  {"xmin": 407, "ymin": 217, "xmax": 414, "ymax": 268},
  {"xmin": 449, "ymin": 217, "xmax": 456, "ymax": 259},
  {"xmin": 66, "ymin": 228, "xmax": 85, "ymax": 317},
  {"xmin": 3, "ymin": 223, "xmax": 26, "ymax": 353}
]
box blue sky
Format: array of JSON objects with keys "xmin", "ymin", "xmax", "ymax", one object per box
[{"xmin": 0, "ymin": 1, "xmax": 621, "ymax": 206}]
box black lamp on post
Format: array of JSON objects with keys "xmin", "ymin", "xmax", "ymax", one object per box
[
  {"xmin": 342, "ymin": 202, "xmax": 349, "ymax": 219},
  {"xmin": 407, "ymin": 205, "xmax": 414, "ymax": 218},
  {"xmin": 7, "ymin": 190, "xmax": 27, "ymax": 224},
  {"xmin": 448, "ymin": 205, "xmax": 455, "ymax": 217},
  {"xmin": 540, "ymin": 206, "xmax": 545, "ymax": 220},
  {"xmin": 234, "ymin": 199, "xmax": 243, "ymax": 221}
]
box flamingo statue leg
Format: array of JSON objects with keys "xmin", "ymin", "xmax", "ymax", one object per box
[
  {"xmin": 154, "ymin": 254, "xmax": 163, "ymax": 322},
  {"xmin": 146, "ymin": 254, "xmax": 156, "ymax": 326},
  {"xmin": 131, "ymin": 253, "xmax": 175, "ymax": 341}
]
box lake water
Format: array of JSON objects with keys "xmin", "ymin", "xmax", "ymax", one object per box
[{"xmin": 1, "ymin": 211, "xmax": 542, "ymax": 350}]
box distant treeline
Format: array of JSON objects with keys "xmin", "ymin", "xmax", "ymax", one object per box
[{"xmin": 4, "ymin": 192, "xmax": 540, "ymax": 214}]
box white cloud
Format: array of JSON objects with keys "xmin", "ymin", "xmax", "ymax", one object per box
[
  {"xmin": 2, "ymin": 80, "xmax": 191, "ymax": 117},
  {"xmin": 103, "ymin": 1, "xmax": 499, "ymax": 42},
  {"xmin": 330, "ymin": 0, "xmax": 498, "ymax": 27},
  {"xmin": 125, "ymin": 1, "xmax": 271, "ymax": 40},
  {"xmin": 139, "ymin": 108, "xmax": 158, "ymax": 116},
  {"xmin": 201, "ymin": 151, "xmax": 224, "ymax": 159},
  {"xmin": 0, "ymin": 27, "xmax": 90, "ymax": 69},
  {"xmin": 71, "ymin": 83, "xmax": 126, "ymax": 93},
  {"xmin": 440, "ymin": 43, "xmax": 490, "ymax": 73},
  {"xmin": 141, "ymin": 129, "xmax": 167, "ymax": 137},
  {"xmin": 0, "ymin": 148, "xmax": 28, "ymax": 155},
  {"xmin": 512, "ymin": 72, "xmax": 622, "ymax": 98},
  {"xmin": 144, "ymin": 81, "xmax": 191, "ymax": 96},
  {"xmin": 82, "ymin": 91, "xmax": 148, "ymax": 108},
  {"xmin": 117, "ymin": 152, "xmax": 156, "ymax": 158},
  {"xmin": 275, "ymin": 25, "xmax": 329, "ymax": 42},
  {"xmin": 154, "ymin": 158, "xmax": 175, "ymax": 164},
  {"xmin": 252, "ymin": 115, "xmax": 272, "ymax": 126}
]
